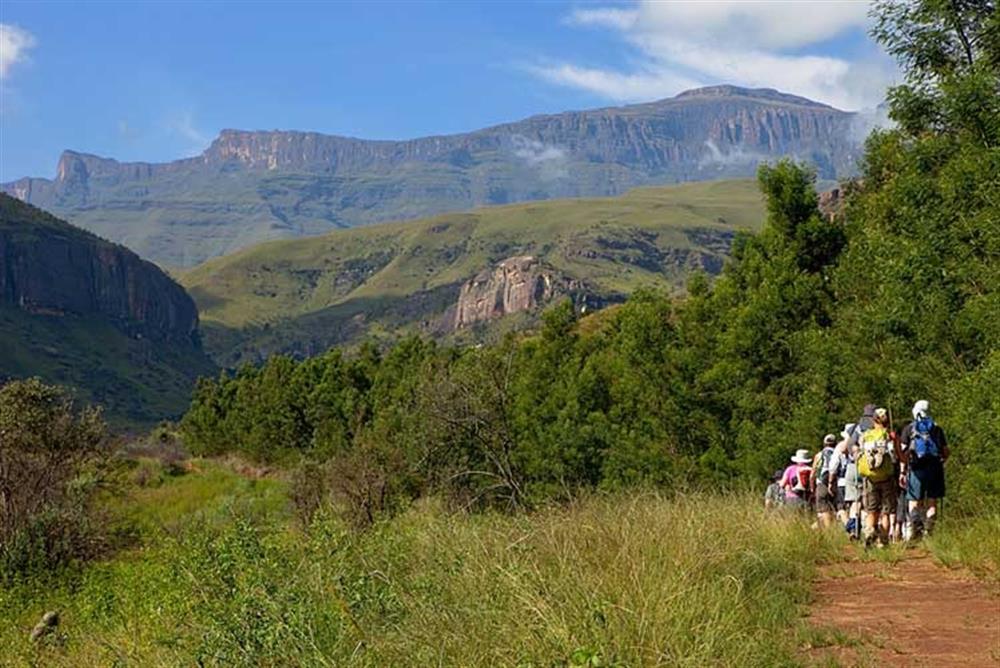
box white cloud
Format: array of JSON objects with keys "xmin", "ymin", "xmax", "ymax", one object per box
[
  {"xmin": 540, "ymin": 1, "xmax": 896, "ymax": 111},
  {"xmin": 0, "ymin": 24, "xmax": 36, "ymax": 79},
  {"xmin": 510, "ymin": 135, "xmax": 569, "ymax": 180}
]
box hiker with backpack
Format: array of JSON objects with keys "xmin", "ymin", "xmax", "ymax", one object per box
[
  {"xmin": 812, "ymin": 434, "xmax": 838, "ymax": 528},
  {"xmin": 764, "ymin": 469, "xmax": 785, "ymax": 509},
  {"xmin": 856, "ymin": 407, "xmax": 901, "ymax": 547},
  {"xmin": 780, "ymin": 449, "xmax": 813, "ymax": 510},
  {"xmin": 830, "ymin": 423, "xmax": 855, "ymax": 526},
  {"xmin": 830, "ymin": 423, "xmax": 862, "ymax": 538},
  {"xmin": 900, "ymin": 400, "xmax": 949, "ymax": 539}
]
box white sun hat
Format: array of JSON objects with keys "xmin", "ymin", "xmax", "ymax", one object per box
[
  {"xmin": 912, "ymin": 400, "xmax": 930, "ymax": 419},
  {"xmin": 791, "ymin": 448, "xmax": 812, "ymax": 464}
]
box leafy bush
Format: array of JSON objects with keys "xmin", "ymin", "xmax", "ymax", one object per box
[{"xmin": 0, "ymin": 379, "xmax": 113, "ymax": 580}]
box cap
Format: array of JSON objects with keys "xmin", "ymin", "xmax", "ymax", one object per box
[
  {"xmin": 823, "ymin": 434, "xmax": 837, "ymax": 445},
  {"xmin": 913, "ymin": 399, "xmax": 930, "ymax": 419}
]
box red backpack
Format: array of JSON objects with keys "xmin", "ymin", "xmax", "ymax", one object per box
[{"xmin": 793, "ymin": 466, "xmax": 813, "ymax": 498}]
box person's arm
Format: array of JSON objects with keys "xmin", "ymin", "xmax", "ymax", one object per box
[{"xmin": 938, "ymin": 427, "xmax": 950, "ymax": 462}]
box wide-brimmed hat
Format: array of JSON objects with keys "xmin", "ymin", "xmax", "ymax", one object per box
[
  {"xmin": 912, "ymin": 399, "xmax": 930, "ymax": 419},
  {"xmin": 791, "ymin": 448, "xmax": 811, "ymax": 464},
  {"xmin": 823, "ymin": 434, "xmax": 837, "ymax": 445}
]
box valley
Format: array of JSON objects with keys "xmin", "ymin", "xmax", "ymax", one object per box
[{"xmin": 180, "ymin": 179, "xmax": 765, "ymax": 365}]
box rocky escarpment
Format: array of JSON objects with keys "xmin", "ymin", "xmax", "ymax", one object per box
[
  {"xmin": 0, "ymin": 194, "xmax": 200, "ymax": 345},
  {"xmin": 3, "ymin": 86, "xmax": 858, "ymax": 268},
  {"xmin": 453, "ymin": 256, "xmax": 581, "ymax": 329}
]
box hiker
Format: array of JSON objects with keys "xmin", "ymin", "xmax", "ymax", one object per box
[
  {"xmin": 830, "ymin": 423, "xmax": 855, "ymax": 526},
  {"xmin": 780, "ymin": 449, "xmax": 812, "ymax": 510},
  {"xmin": 858, "ymin": 407, "xmax": 901, "ymax": 547},
  {"xmin": 812, "ymin": 434, "xmax": 838, "ymax": 528},
  {"xmin": 843, "ymin": 441, "xmax": 863, "ymax": 539},
  {"xmin": 764, "ymin": 470, "xmax": 784, "ymax": 509},
  {"xmin": 900, "ymin": 400, "xmax": 949, "ymax": 539},
  {"xmin": 831, "ymin": 423, "xmax": 863, "ymax": 539}
]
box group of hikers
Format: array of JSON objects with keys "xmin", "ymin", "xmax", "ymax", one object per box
[{"xmin": 764, "ymin": 400, "xmax": 949, "ymax": 548}]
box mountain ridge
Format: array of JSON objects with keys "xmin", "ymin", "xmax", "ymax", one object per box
[{"xmin": 4, "ymin": 85, "xmax": 858, "ymax": 267}]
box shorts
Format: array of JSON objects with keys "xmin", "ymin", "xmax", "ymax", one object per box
[
  {"xmin": 907, "ymin": 459, "xmax": 945, "ymax": 500},
  {"xmin": 862, "ymin": 478, "xmax": 896, "ymax": 514},
  {"xmin": 815, "ymin": 482, "xmax": 836, "ymax": 513},
  {"xmin": 835, "ymin": 483, "xmax": 847, "ymax": 510}
]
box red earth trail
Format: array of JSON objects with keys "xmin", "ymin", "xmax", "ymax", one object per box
[{"xmin": 807, "ymin": 551, "xmax": 1000, "ymax": 667}]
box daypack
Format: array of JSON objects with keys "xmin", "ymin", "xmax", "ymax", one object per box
[
  {"xmin": 858, "ymin": 426, "xmax": 894, "ymax": 482},
  {"xmin": 912, "ymin": 417, "xmax": 940, "ymax": 460},
  {"xmin": 793, "ymin": 466, "xmax": 813, "ymax": 495},
  {"xmin": 813, "ymin": 447, "xmax": 835, "ymax": 487}
]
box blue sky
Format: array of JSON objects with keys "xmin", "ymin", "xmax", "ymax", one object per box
[{"xmin": 1, "ymin": 1, "xmax": 894, "ymax": 181}]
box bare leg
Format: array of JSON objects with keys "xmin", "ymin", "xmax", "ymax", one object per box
[{"xmin": 925, "ymin": 499, "xmax": 938, "ymax": 535}]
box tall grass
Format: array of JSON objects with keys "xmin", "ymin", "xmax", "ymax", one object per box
[{"xmin": 0, "ymin": 475, "xmax": 844, "ymax": 667}]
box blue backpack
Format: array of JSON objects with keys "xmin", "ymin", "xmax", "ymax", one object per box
[{"xmin": 912, "ymin": 417, "xmax": 940, "ymax": 459}]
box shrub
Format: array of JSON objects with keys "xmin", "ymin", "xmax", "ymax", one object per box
[{"xmin": 0, "ymin": 378, "xmax": 111, "ymax": 579}]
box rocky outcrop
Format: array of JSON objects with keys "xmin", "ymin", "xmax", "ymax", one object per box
[
  {"xmin": 0, "ymin": 194, "xmax": 200, "ymax": 345},
  {"xmin": 3, "ymin": 85, "xmax": 860, "ymax": 267},
  {"xmin": 454, "ymin": 256, "xmax": 575, "ymax": 329}
]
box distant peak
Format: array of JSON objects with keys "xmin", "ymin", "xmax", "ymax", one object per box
[{"xmin": 673, "ymin": 85, "xmax": 836, "ymax": 110}]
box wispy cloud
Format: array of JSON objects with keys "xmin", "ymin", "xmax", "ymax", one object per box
[
  {"xmin": 535, "ymin": 1, "xmax": 897, "ymax": 111},
  {"xmin": 0, "ymin": 23, "xmax": 36, "ymax": 79},
  {"xmin": 165, "ymin": 111, "xmax": 210, "ymax": 155}
]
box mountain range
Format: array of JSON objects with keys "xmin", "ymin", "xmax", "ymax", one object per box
[{"xmin": 3, "ymin": 86, "xmax": 860, "ymax": 268}]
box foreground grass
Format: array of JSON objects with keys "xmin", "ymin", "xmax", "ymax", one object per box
[
  {"xmin": 926, "ymin": 512, "xmax": 1000, "ymax": 581},
  {"xmin": 1, "ymin": 464, "xmax": 847, "ymax": 667}
]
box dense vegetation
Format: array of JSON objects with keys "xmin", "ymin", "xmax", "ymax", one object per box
[{"xmin": 182, "ymin": 0, "xmax": 999, "ymax": 513}]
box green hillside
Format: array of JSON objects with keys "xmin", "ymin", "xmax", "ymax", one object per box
[
  {"xmin": 182, "ymin": 179, "xmax": 764, "ymax": 364},
  {"xmin": 0, "ymin": 306, "xmax": 215, "ymax": 425},
  {"xmin": 0, "ymin": 194, "xmax": 216, "ymax": 426}
]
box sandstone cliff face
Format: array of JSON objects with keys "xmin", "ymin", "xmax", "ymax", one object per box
[
  {"xmin": 3, "ymin": 85, "xmax": 859, "ymax": 267},
  {"xmin": 454, "ymin": 256, "xmax": 575, "ymax": 329},
  {"xmin": 0, "ymin": 194, "xmax": 200, "ymax": 345}
]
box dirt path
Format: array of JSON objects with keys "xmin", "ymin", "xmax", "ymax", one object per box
[{"xmin": 807, "ymin": 552, "xmax": 1000, "ymax": 667}]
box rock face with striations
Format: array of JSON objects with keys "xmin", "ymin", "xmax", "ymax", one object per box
[
  {"xmin": 0, "ymin": 194, "xmax": 200, "ymax": 345},
  {"xmin": 454, "ymin": 256, "xmax": 576, "ymax": 329},
  {"xmin": 3, "ymin": 85, "xmax": 861, "ymax": 267}
]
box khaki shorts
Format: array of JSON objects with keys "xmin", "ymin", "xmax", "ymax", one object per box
[
  {"xmin": 815, "ymin": 482, "xmax": 836, "ymax": 513},
  {"xmin": 862, "ymin": 478, "xmax": 896, "ymax": 514}
]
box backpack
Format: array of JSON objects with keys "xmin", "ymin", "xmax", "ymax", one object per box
[
  {"xmin": 858, "ymin": 426, "xmax": 894, "ymax": 482},
  {"xmin": 912, "ymin": 417, "xmax": 940, "ymax": 460},
  {"xmin": 813, "ymin": 447, "xmax": 835, "ymax": 486},
  {"xmin": 793, "ymin": 466, "xmax": 813, "ymax": 495}
]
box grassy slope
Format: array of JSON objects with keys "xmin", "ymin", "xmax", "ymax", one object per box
[
  {"xmin": 182, "ymin": 179, "xmax": 764, "ymax": 362},
  {"xmin": 0, "ymin": 460, "xmax": 846, "ymax": 667},
  {"xmin": 0, "ymin": 305, "xmax": 215, "ymax": 426}
]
